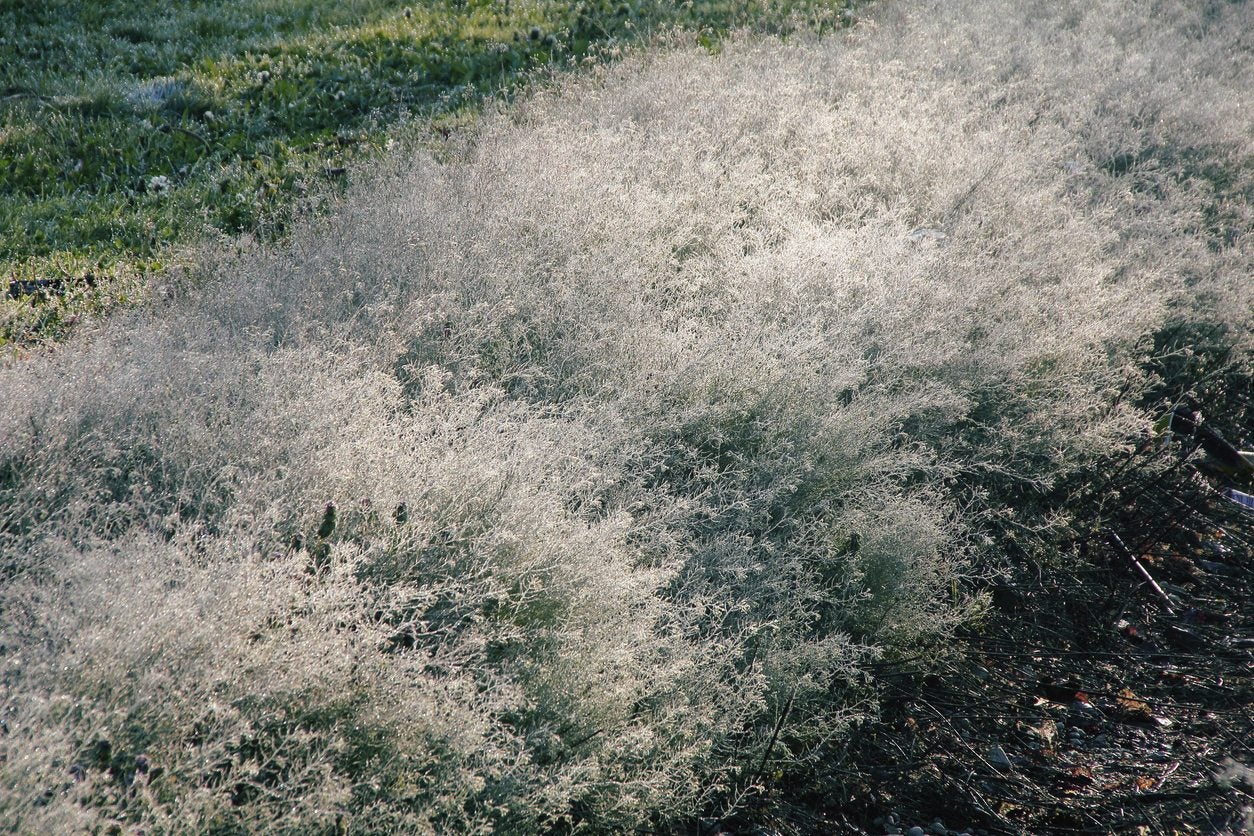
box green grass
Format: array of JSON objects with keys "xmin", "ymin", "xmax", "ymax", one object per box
[{"xmin": 0, "ymin": 0, "xmax": 852, "ymax": 346}]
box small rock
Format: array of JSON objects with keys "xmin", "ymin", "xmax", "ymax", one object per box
[
  {"xmin": 1070, "ymin": 700, "xmax": 1103, "ymax": 725},
  {"xmin": 1163, "ymin": 624, "xmax": 1206, "ymax": 650},
  {"xmin": 930, "ymin": 821, "xmax": 948, "ymax": 836},
  {"xmin": 1195, "ymin": 559, "xmax": 1236, "ymax": 576},
  {"xmin": 907, "ymin": 827, "xmax": 926, "ymax": 836},
  {"xmin": 987, "ymin": 745, "xmax": 1013, "ymax": 771},
  {"xmin": 1027, "ymin": 719, "xmax": 1057, "ymax": 746}
]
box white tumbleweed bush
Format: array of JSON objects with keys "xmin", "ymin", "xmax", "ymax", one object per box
[{"xmin": 2, "ymin": 0, "xmax": 1251, "ymax": 830}]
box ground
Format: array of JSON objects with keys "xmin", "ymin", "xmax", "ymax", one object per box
[
  {"xmin": 724, "ymin": 401, "xmax": 1254, "ymax": 835},
  {"xmin": 1, "ymin": 0, "xmax": 852, "ymax": 346},
  {"xmin": 2, "ymin": 0, "xmax": 1254, "ymax": 832}
]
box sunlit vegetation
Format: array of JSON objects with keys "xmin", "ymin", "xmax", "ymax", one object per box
[
  {"xmin": 0, "ymin": 0, "xmax": 852, "ymax": 345},
  {"xmin": 1, "ymin": 0, "xmax": 1250, "ymax": 831}
]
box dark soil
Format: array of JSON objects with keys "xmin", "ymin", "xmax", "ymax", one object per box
[
  {"xmin": 824, "ymin": 413, "xmax": 1254, "ymax": 835},
  {"xmin": 701, "ymin": 395, "xmax": 1254, "ymax": 836}
]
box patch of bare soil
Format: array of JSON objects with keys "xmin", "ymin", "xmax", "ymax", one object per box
[
  {"xmin": 695, "ymin": 394, "xmax": 1254, "ymax": 836},
  {"xmin": 817, "ymin": 402, "xmax": 1254, "ymax": 835}
]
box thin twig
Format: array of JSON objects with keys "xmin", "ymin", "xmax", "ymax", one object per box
[
  {"xmin": 751, "ymin": 686, "xmax": 797, "ymax": 789},
  {"xmin": 1106, "ymin": 529, "xmax": 1177, "ymax": 615},
  {"xmin": 170, "ymin": 124, "xmax": 211, "ymax": 152}
]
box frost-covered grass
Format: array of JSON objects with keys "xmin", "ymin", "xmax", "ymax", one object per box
[
  {"xmin": 1, "ymin": 0, "xmax": 1251, "ymax": 831},
  {"xmin": 0, "ymin": 0, "xmax": 853, "ymax": 346}
]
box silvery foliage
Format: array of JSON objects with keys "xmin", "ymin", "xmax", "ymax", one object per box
[{"xmin": 1, "ymin": 0, "xmax": 1250, "ymax": 829}]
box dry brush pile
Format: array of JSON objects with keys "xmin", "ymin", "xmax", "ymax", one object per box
[{"xmin": 1, "ymin": 0, "xmax": 1251, "ymax": 831}]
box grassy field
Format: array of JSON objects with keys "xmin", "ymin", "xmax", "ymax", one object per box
[
  {"xmin": 2, "ymin": 0, "xmax": 1251, "ymax": 832},
  {"xmin": 0, "ymin": 0, "xmax": 851, "ymax": 346}
]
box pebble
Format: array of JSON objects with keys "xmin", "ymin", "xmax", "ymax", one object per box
[
  {"xmin": 987, "ymin": 745, "xmax": 1013, "ymax": 771},
  {"xmin": 907, "ymin": 827, "xmax": 925, "ymax": 836},
  {"xmin": 930, "ymin": 821, "xmax": 948, "ymax": 835},
  {"xmin": 1196, "ymin": 559, "xmax": 1236, "ymax": 576},
  {"xmin": 1070, "ymin": 701, "xmax": 1103, "ymax": 726}
]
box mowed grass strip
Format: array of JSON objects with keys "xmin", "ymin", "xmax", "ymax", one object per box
[{"xmin": 0, "ymin": 0, "xmax": 852, "ymax": 346}]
